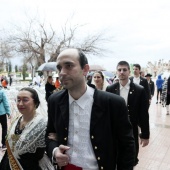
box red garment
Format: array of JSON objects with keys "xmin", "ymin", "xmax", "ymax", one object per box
[
  {"xmin": 63, "ymin": 164, "xmax": 82, "ymax": 170},
  {"xmin": 55, "ymin": 79, "xmax": 60, "ymax": 88},
  {"xmin": 2, "ymin": 80, "xmax": 7, "ymax": 88}
]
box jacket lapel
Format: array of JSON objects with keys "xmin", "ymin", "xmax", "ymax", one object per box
[
  {"xmin": 113, "ymin": 83, "xmax": 120, "ymax": 95},
  {"xmin": 128, "ymin": 82, "xmax": 136, "ymax": 105},
  {"xmin": 90, "ymin": 90, "xmax": 106, "ymax": 130},
  {"xmin": 58, "ymin": 93, "xmax": 69, "ymax": 127}
]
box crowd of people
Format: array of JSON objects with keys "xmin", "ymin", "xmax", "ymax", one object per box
[{"xmin": 0, "ymin": 48, "xmax": 170, "ymax": 170}]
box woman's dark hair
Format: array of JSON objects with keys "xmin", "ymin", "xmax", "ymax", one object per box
[{"xmin": 19, "ymin": 87, "xmax": 40, "ymax": 108}]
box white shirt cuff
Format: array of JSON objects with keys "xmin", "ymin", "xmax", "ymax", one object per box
[{"xmin": 52, "ymin": 147, "xmax": 58, "ymax": 164}]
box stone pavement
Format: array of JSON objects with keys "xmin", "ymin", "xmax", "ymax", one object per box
[
  {"xmin": 134, "ymin": 95, "xmax": 170, "ymax": 170},
  {"xmin": 1, "ymin": 83, "xmax": 170, "ymax": 169}
]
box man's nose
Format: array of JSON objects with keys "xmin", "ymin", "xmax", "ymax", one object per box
[{"xmin": 59, "ymin": 68, "xmax": 66, "ymax": 75}]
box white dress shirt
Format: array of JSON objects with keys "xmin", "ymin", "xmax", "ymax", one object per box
[
  {"xmin": 120, "ymin": 80, "xmax": 130, "ymax": 105},
  {"xmin": 133, "ymin": 77, "xmax": 140, "ymax": 85},
  {"xmin": 66, "ymin": 85, "xmax": 98, "ymax": 170}
]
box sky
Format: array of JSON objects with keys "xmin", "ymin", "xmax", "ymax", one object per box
[{"xmin": 1, "ymin": 0, "xmax": 170, "ymax": 71}]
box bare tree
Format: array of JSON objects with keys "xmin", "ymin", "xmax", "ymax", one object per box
[
  {"xmin": 48, "ymin": 22, "xmax": 111, "ymax": 62},
  {"xmin": 9, "ymin": 19, "xmax": 55, "ymax": 66},
  {"xmin": 0, "ymin": 39, "xmax": 13, "ymax": 69},
  {"xmin": 7, "ymin": 16, "xmax": 113, "ymax": 67}
]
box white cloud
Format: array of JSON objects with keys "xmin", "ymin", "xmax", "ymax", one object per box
[{"xmin": 1, "ymin": 0, "xmax": 170, "ymax": 71}]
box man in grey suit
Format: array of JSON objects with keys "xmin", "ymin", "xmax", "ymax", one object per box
[
  {"xmin": 106, "ymin": 61, "xmax": 150, "ymax": 166},
  {"xmin": 46, "ymin": 49, "xmax": 135, "ymax": 170}
]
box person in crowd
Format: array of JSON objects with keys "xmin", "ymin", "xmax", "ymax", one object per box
[
  {"xmin": 1, "ymin": 76, "xmax": 8, "ymax": 89},
  {"xmin": 55, "ymin": 77, "xmax": 61, "ymax": 89},
  {"xmin": 1, "ymin": 75, "xmax": 4, "ymax": 83},
  {"xmin": 45, "ymin": 48, "xmax": 135, "ymax": 170},
  {"xmin": 145, "ymin": 73, "xmax": 155, "ymax": 99},
  {"xmin": 9, "ymin": 75, "xmax": 13, "ymax": 86},
  {"xmin": 161, "ymin": 77, "xmax": 167, "ymax": 107},
  {"xmin": 86, "ymin": 74, "xmax": 92, "ymax": 85},
  {"xmin": 140, "ymin": 71, "xmax": 145, "ymax": 78},
  {"xmin": 106, "ymin": 61, "xmax": 150, "ymax": 166},
  {"xmin": 91, "ymin": 71, "xmax": 109, "ymax": 91},
  {"xmin": 156, "ymin": 75, "xmax": 164, "ymax": 104},
  {"xmin": 161, "ymin": 77, "xmax": 170, "ymax": 115},
  {"xmin": 0, "ymin": 87, "xmax": 54, "ymax": 170},
  {"xmin": 130, "ymin": 64, "xmax": 151, "ymax": 108},
  {"xmin": 45, "ymin": 76, "xmax": 56, "ymax": 102},
  {"xmin": 0, "ymin": 85, "xmax": 11, "ymax": 150},
  {"xmin": 36, "ymin": 75, "xmax": 41, "ymax": 87},
  {"xmin": 113, "ymin": 77, "xmax": 119, "ymax": 84}
]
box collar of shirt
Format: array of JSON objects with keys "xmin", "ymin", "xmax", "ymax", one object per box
[
  {"xmin": 69, "ymin": 85, "xmax": 95, "ymax": 109},
  {"xmin": 120, "ymin": 79, "xmax": 131, "ymax": 90},
  {"xmin": 134, "ymin": 76, "xmax": 140, "ymax": 81}
]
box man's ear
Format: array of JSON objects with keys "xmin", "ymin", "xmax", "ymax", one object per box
[{"xmin": 83, "ymin": 64, "xmax": 89, "ymax": 76}]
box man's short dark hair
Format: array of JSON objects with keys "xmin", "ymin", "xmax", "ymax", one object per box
[
  {"xmin": 133, "ymin": 64, "xmax": 141, "ymax": 70},
  {"xmin": 117, "ymin": 61, "xmax": 130, "ymax": 70},
  {"xmin": 77, "ymin": 49, "xmax": 88, "ymax": 69}
]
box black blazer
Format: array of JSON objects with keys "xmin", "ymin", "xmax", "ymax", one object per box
[
  {"xmin": 45, "ymin": 82, "xmax": 56, "ymax": 101},
  {"xmin": 130, "ymin": 76, "xmax": 151, "ymax": 106},
  {"xmin": 46, "ymin": 85, "xmax": 135, "ymax": 170},
  {"xmin": 106, "ymin": 81, "xmax": 150, "ymax": 139},
  {"xmin": 148, "ymin": 80, "xmax": 155, "ymax": 96}
]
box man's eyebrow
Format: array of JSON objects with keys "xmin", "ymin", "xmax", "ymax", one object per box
[{"xmin": 57, "ymin": 61, "xmax": 74, "ymax": 66}]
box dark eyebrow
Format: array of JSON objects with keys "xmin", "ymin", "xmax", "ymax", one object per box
[
  {"xmin": 57, "ymin": 61, "xmax": 74, "ymax": 67},
  {"xmin": 63, "ymin": 61, "xmax": 74, "ymax": 65}
]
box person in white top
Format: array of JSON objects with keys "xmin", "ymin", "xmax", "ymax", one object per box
[{"xmin": 45, "ymin": 48, "xmax": 135, "ymax": 170}]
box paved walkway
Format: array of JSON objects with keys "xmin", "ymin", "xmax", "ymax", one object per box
[
  {"xmin": 1, "ymin": 83, "xmax": 170, "ymax": 169},
  {"xmin": 135, "ymin": 96, "xmax": 170, "ymax": 170}
]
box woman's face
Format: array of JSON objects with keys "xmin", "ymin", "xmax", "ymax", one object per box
[
  {"xmin": 93, "ymin": 73, "xmax": 103, "ymax": 85},
  {"xmin": 17, "ymin": 91, "xmax": 36, "ymax": 115}
]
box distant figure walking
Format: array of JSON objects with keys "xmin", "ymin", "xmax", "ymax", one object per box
[
  {"xmin": 156, "ymin": 75, "xmax": 164, "ymax": 104},
  {"xmin": 161, "ymin": 77, "xmax": 170, "ymax": 115},
  {"xmin": 54, "ymin": 77, "xmax": 61, "ymax": 89},
  {"xmin": 45, "ymin": 76, "xmax": 56, "ymax": 101},
  {"xmin": 9, "ymin": 75, "xmax": 12, "ymax": 86},
  {"xmin": 0, "ymin": 86, "xmax": 11, "ymax": 150}
]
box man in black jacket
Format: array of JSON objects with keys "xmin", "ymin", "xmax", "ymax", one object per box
[
  {"xmin": 145, "ymin": 73, "xmax": 155, "ymax": 99},
  {"xmin": 46, "ymin": 49, "xmax": 135, "ymax": 170},
  {"xmin": 106, "ymin": 61, "xmax": 150, "ymax": 166},
  {"xmin": 130, "ymin": 64, "xmax": 151, "ymax": 108}
]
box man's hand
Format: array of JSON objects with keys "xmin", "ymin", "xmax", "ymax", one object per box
[
  {"xmin": 140, "ymin": 138, "xmax": 149, "ymax": 147},
  {"xmin": 48, "ymin": 133, "xmax": 57, "ymax": 140},
  {"xmin": 54, "ymin": 145, "xmax": 70, "ymax": 168}
]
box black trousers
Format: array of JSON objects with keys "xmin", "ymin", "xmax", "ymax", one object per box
[
  {"xmin": 132, "ymin": 124, "xmax": 139, "ymax": 164},
  {"xmin": 157, "ymin": 89, "xmax": 162, "ymax": 101},
  {"xmin": 0, "ymin": 114, "xmax": 7, "ymax": 146}
]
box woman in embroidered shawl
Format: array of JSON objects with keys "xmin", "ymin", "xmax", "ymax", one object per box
[{"xmin": 0, "ymin": 87, "xmax": 54, "ymax": 170}]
